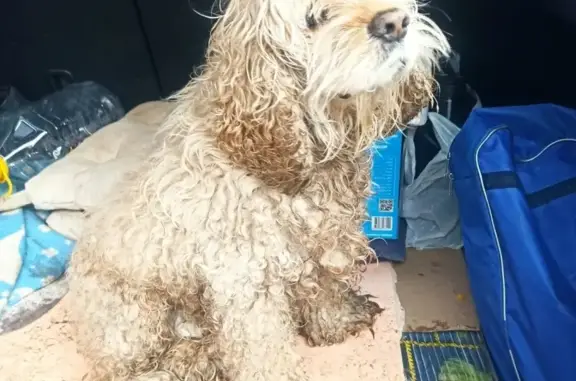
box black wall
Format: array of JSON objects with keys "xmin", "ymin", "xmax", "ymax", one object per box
[
  {"xmin": 2, "ymin": 0, "xmax": 575, "ymax": 110},
  {"xmin": 0, "ymin": 0, "xmax": 213, "ymax": 110},
  {"xmin": 435, "ymin": 0, "xmax": 576, "ymax": 108},
  {"xmin": 135, "ymin": 0, "xmax": 213, "ymax": 98}
]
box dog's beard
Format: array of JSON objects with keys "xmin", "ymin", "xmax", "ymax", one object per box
[
  {"xmin": 299, "ymin": 11, "xmax": 448, "ymax": 161},
  {"xmin": 305, "ymin": 13, "xmax": 449, "ymax": 99}
]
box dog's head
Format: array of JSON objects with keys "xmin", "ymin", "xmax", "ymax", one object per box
[
  {"xmin": 305, "ymin": 0, "xmax": 448, "ymax": 99},
  {"xmin": 193, "ymin": 0, "xmax": 449, "ymax": 193}
]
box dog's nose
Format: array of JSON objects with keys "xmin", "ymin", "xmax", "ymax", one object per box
[{"xmin": 368, "ymin": 9, "xmax": 410, "ymax": 42}]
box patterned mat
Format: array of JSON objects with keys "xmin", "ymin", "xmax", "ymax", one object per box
[{"xmin": 401, "ymin": 331, "xmax": 498, "ymax": 381}]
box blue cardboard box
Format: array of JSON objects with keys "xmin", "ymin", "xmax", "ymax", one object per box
[{"xmin": 363, "ymin": 131, "xmax": 403, "ymax": 240}]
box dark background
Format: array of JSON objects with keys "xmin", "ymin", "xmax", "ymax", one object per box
[{"xmin": 1, "ymin": 0, "xmax": 575, "ymax": 110}]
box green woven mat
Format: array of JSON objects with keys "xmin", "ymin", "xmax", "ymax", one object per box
[{"xmin": 401, "ymin": 330, "xmax": 498, "ymax": 381}]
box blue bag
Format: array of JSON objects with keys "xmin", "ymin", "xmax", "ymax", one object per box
[{"xmin": 449, "ymin": 104, "xmax": 576, "ymax": 381}]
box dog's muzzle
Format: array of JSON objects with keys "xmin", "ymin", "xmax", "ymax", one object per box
[{"xmin": 367, "ymin": 8, "xmax": 410, "ymax": 43}]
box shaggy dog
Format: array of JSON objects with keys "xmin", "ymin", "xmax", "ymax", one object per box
[{"xmin": 68, "ymin": 0, "xmax": 449, "ymax": 380}]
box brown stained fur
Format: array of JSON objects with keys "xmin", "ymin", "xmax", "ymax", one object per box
[
  {"xmin": 210, "ymin": 60, "xmax": 434, "ymax": 346},
  {"xmin": 397, "ymin": 71, "xmax": 436, "ymax": 123},
  {"xmin": 283, "ymin": 154, "xmax": 376, "ymax": 345},
  {"xmin": 296, "ymin": 281, "xmax": 385, "ymax": 346},
  {"xmin": 216, "ymin": 103, "xmax": 313, "ymax": 195},
  {"xmin": 207, "ymin": 3, "xmax": 434, "ymax": 197},
  {"xmin": 73, "ymin": 255, "xmax": 223, "ymax": 381},
  {"xmin": 215, "ymin": 70, "xmax": 432, "ymax": 197},
  {"xmin": 279, "ymin": 72, "xmax": 433, "ymax": 346}
]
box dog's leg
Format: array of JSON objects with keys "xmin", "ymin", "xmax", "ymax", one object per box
[
  {"xmin": 202, "ymin": 255, "xmax": 304, "ymax": 381},
  {"xmin": 295, "ymin": 226, "xmax": 383, "ymax": 346},
  {"xmin": 295, "ymin": 272, "xmax": 384, "ymax": 346},
  {"xmin": 70, "ymin": 270, "xmax": 181, "ymax": 381},
  {"xmin": 72, "ymin": 273, "xmax": 224, "ymax": 381},
  {"xmin": 218, "ymin": 296, "xmax": 303, "ymax": 381}
]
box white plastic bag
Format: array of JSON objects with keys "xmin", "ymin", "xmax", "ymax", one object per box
[{"xmin": 402, "ymin": 112, "xmax": 463, "ymax": 249}]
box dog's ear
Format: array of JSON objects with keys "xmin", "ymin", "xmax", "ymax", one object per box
[
  {"xmin": 215, "ymin": 99, "xmax": 314, "ymax": 195},
  {"xmin": 205, "ymin": 0, "xmax": 315, "ymax": 195}
]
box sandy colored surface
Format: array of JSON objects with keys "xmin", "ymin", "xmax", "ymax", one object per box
[
  {"xmin": 0, "ymin": 263, "xmax": 406, "ymax": 381},
  {"xmin": 396, "ymin": 248, "xmax": 479, "ymax": 331},
  {"xmin": 0, "ymin": 295, "xmax": 82, "ymax": 381},
  {"xmin": 0, "ymin": 250, "xmax": 479, "ymax": 381}
]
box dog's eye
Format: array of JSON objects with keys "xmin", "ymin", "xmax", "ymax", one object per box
[
  {"xmin": 306, "ymin": 9, "xmax": 328, "ymax": 30},
  {"xmin": 306, "ymin": 14, "xmax": 318, "ymax": 29}
]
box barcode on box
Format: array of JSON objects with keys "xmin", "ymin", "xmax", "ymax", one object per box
[
  {"xmin": 371, "ymin": 216, "xmax": 393, "ymax": 231},
  {"xmin": 378, "ymin": 199, "xmax": 394, "ymax": 212}
]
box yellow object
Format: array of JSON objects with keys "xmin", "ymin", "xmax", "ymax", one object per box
[{"xmin": 0, "ymin": 156, "xmax": 13, "ymax": 199}]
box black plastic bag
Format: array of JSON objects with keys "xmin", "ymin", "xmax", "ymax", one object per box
[
  {"xmin": 0, "ymin": 81, "xmax": 125, "ymax": 192},
  {"xmin": 0, "ymin": 86, "xmax": 28, "ymax": 113}
]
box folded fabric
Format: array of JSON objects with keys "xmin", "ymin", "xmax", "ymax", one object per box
[{"xmin": 43, "ymin": 210, "xmax": 84, "ymax": 240}]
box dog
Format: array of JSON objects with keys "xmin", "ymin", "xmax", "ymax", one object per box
[{"xmin": 68, "ymin": 0, "xmax": 449, "ymax": 380}]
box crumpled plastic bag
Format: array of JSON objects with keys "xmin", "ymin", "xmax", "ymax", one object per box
[{"xmin": 402, "ymin": 112, "xmax": 463, "ymax": 249}]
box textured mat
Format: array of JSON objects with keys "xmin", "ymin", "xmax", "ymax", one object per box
[{"xmin": 401, "ymin": 330, "xmax": 498, "ymax": 381}]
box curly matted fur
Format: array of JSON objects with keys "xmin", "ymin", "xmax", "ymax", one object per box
[{"xmin": 68, "ymin": 0, "xmax": 449, "ymax": 380}]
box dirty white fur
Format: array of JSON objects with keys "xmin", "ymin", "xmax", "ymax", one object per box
[{"xmin": 68, "ymin": 0, "xmax": 449, "ymax": 380}]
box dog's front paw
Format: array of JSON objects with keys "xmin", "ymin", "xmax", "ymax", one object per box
[
  {"xmin": 301, "ymin": 292, "xmax": 384, "ymax": 347},
  {"xmin": 344, "ymin": 293, "xmax": 385, "ymax": 337}
]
